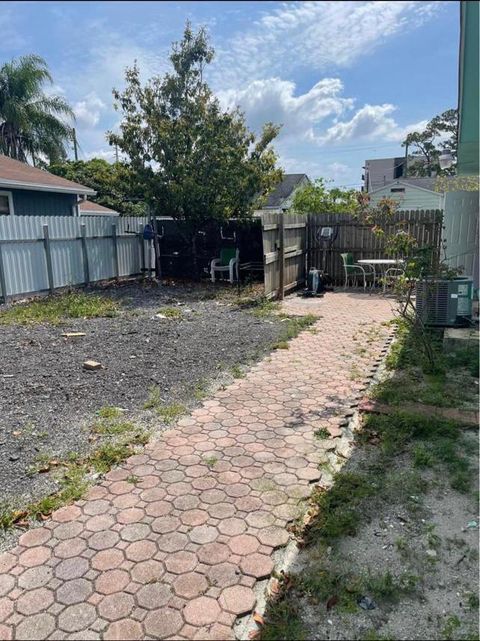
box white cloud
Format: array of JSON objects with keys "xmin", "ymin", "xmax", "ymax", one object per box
[
  {"xmin": 73, "ymin": 92, "xmax": 106, "ymax": 127},
  {"xmin": 211, "ymin": 1, "xmax": 442, "ymax": 89},
  {"xmin": 218, "ymin": 77, "xmax": 354, "ymax": 140},
  {"xmin": 319, "ymin": 104, "xmax": 430, "ymax": 145}
]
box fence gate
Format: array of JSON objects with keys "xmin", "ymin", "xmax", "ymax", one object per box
[{"xmin": 261, "ymin": 212, "xmax": 307, "ymax": 299}]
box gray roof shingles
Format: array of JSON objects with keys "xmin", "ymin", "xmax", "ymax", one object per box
[{"xmin": 263, "ymin": 174, "xmax": 308, "ymax": 208}]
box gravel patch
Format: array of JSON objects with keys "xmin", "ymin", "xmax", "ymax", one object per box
[{"xmin": 0, "ymin": 281, "xmax": 284, "ymax": 507}]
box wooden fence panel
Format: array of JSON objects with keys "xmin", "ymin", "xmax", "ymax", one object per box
[{"xmin": 307, "ymin": 210, "xmax": 443, "ymax": 285}]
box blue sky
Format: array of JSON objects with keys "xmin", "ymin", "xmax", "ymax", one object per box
[{"xmin": 2, "ymin": 0, "xmax": 460, "ymax": 188}]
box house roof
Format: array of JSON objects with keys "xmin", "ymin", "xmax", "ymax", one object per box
[
  {"xmin": 78, "ymin": 200, "xmax": 119, "ymax": 215},
  {"xmin": 263, "ymin": 174, "xmax": 308, "ymax": 208},
  {"xmin": 0, "ymin": 155, "xmax": 96, "ymax": 195}
]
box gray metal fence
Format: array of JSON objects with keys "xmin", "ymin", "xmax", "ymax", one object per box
[{"xmin": 0, "ymin": 216, "xmax": 150, "ymax": 302}]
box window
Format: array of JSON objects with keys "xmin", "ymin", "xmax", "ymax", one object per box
[
  {"xmin": 390, "ymin": 187, "xmax": 405, "ymax": 193},
  {"xmin": 0, "ymin": 192, "xmax": 13, "ymax": 215}
]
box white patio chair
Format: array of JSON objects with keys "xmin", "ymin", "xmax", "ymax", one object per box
[{"xmin": 210, "ymin": 248, "xmax": 239, "ymax": 284}]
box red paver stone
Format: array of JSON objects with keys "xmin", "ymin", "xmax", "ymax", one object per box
[
  {"xmin": 240, "ymin": 553, "xmax": 274, "ymax": 578},
  {"xmin": 197, "ymin": 542, "xmax": 230, "ymax": 565},
  {"xmin": 219, "ymin": 585, "xmax": 256, "ymax": 615},
  {"xmin": 0, "ymin": 577, "xmax": 14, "ymax": 598},
  {"xmin": 257, "ymin": 526, "xmax": 290, "ymax": 548},
  {"xmin": 188, "ymin": 525, "xmax": 218, "ymax": 544},
  {"xmin": 95, "ymin": 569, "xmax": 130, "ymax": 595},
  {"xmin": 104, "ymin": 619, "xmax": 143, "ymax": 640},
  {"xmin": 172, "ymin": 572, "xmax": 208, "ymax": 599},
  {"xmin": 18, "ymin": 546, "xmax": 50, "ymax": 568},
  {"xmin": 54, "ymin": 538, "xmax": 87, "ymax": 559},
  {"xmin": 16, "ymin": 587, "xmax": 54, "ymax": 616},
  {"xmin": 136, "ymin": 583, "xmax": 172, "ymax": 609},
  {"xmin": 58, "ymin": 603, "xmax": 96, "ymax": 632},
  {"xmin": 98, "ymin": 592, "xmax": 135, "ymax": 621},
  {"xmin": 130, "ymin": 560, "xmax": 164, "ymax": 583},
  {"xmin": 15, "ymin": 613, "xmax": 55, "ymax": 640},
  {"xmin": 18, "ymin": 528, "xmax": 50, "ymax": 548},
  {"xmin": 228, "ymin": 535, "xmax": 259, "ymax": 556},
  {"xmin": 91, "ymin": 549, "xmax": 124, "ymax": 571},
  {"xmin": 18, "ymin": 566, "xmax": 53, "ymax": 590},
  {"xmin": 116, "ymin": 507, "xmax": 145, "ymax": 524},
  {"xmin": 144, "ymin": 608, "xmax": 183, "ymax": 638},
  {"xmin": 207, "ymin": 563, "xmax": 240, "ymax": 589},
  {"xmin": 0, "ymin": 555, "xmax": 15, "ymax": 575},
  {"xmin": 0, "ymin": 599, "xmax": 13, "ymax": 624},
  {"xmin": 125, "ymin": 540, "xmax": 156, "ymax": 562},
  {"xmin": 52, "ymin": 505, "xmax": 82, "ymax": 523},
  {"xmin": 56, "ymin": 578, "xmax": 93, "ymax": 605},
  {"xmin": 183, "ymin": 596, "xmax": 221, "ymax": 626},
  {"xmin": 194, "ymin": 623, "xmax": 235, "ymax": 640},
  {"xmin": 165, "ymin": 551, "xmax": 197, "ymax": 574},
  {"xmin": 55, "ymin": 557, "xmax": 89, "ymax": 580}
]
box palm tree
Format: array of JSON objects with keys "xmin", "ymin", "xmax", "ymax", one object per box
[{"xmin": 0, "ymin": 54, "xmax": 74, "ymax": 164}]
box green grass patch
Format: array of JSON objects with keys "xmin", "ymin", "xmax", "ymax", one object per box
[
  {"xmin": 202, "ymin": 455, "xmax": 218, "ymax": 468},
  {"xmin": 314, "ymin": 428, "xmax": 330, "ymax": 440},
  {"xmin": 0, "ymin": 419, "xmax": 149, "ymax": 531},
  {"xmin": 97, "ymin": 406, "xmax": 123, "ymax": 420},
  {"xmin": 361, "ymin": 411, "xmax": 473, "ymax": 493},
  {"xmin": 0, "ymin": 291, "xmax": 119, "ymax": 325},
  {"xmin": 143, "ymin": 386, "xmax": 163, "ymax": 410},
  {"xmin": 273, "ymin": 341, "xmax": 289, "ymax": 350},
  {"xmin": 230, "ymin": 364, "xmax": 245, "ymax": 379},
  {"xmin": 157, "ymin": 403, "xmax": 186, "ymax": 425},
  {"xmin": 260, "ymin": 600, "xmax": 307, "ymax": 641},
  {"xmin": 308, "ymin": 472, "xmax": 377, "ymax": 542},
  {"xmin": 157, "ymin": 306, "xmax": 183, "ymax": 320}
]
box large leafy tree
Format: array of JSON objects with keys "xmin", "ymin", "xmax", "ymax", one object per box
[
  {"xmin": 108, "ymin": 24, "xmax": 282, "ymax": 270},
  {"xmin": 402, "ymin": 108, "xmax": 458, "ymax": 177},
  {"xmin": 0, "ymin": 54, "xmax": 74, "ymax": 164},
  {"xmin": 49, "ymin": 158, "xmax": 146, "ymax": 216},
  {"xmin": 292, "ymin": 178, "xmax": 358, "ymax": 215}
]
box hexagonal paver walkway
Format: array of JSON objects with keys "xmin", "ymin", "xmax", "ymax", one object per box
[{"xmin": 0, "ymin": 292, "xmax": 394, "ymax": 640}]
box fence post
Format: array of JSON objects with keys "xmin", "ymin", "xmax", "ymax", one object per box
[
  {"xmin": 0, "ymin": 241, "xmax": 8, "ymax": 303},
  {"xmin": 278, "ymin": 211, "xmax": 285, "ymax": 300},
  {"xmin": 111, "ymin": 222, "xmax": 119, "ymax": 280},
  {"xmin": 138, "ymin": 222, "xmax": 145, "ymax": 276},
  {"xmin": 42, "ymin": 224, "xmax": 54, "ymax": 293},
  {"xmin": 80, "ymin": 224, "xmax": 90, "ymax": 286}
]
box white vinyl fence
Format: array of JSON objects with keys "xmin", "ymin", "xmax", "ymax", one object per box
[{"xmin": 0, "ymin": 216, "xmax": 150, "ymax": 302}]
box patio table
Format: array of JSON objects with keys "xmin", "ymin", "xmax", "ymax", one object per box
[{"xmin": 357, "ymin": 259, "xmax": 405, "ymax": 291}]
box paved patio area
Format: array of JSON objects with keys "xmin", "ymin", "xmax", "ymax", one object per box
[{"xmin": 0, "ymin": 292, "xmax": 395, "ymax": 640}]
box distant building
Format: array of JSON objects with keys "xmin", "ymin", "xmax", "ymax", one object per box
[
  {"xmin": 78, "ymin": 199, "xmax": 119, "ymax": 216},
  {"xmin": 363, "ymin": 157, "xmax": 406, "ymax": 192},
  {"xmin": 368, "ymin": 178, "xmax": 448, "ymax": 210},
  {"xmin": 363, "ymin": 156, "xmax": 429, "ymax": 192},
  {"xmin": 256, "ymin": 174, "xmax": 310, "ymax": 213},
  {"xmin": 0, "ymin": 154, "xmax": 95, "ymax": 216}
]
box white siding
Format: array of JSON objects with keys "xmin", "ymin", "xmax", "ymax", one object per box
[{"xmin": 369, "ymin": 184, "xmax": 444, "ymax": 210}]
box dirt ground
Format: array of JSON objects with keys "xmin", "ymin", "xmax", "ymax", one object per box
[
  {"xmin": 0, "ymin": 281, "xmax": 284, "ymax": 507},
  {"xmin": 291, "ymin": 432, "xmax": 479, "ymax": 641}
]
